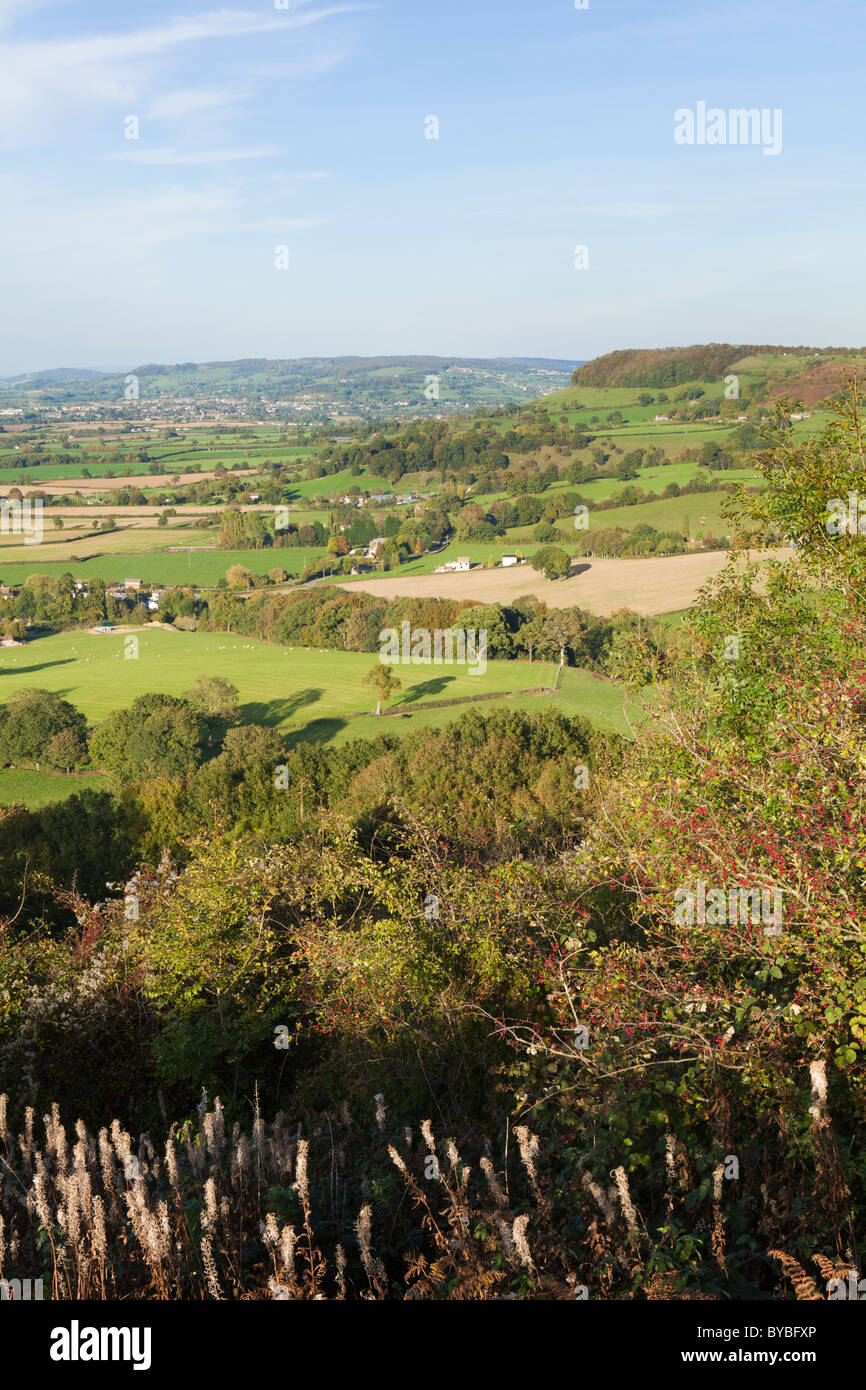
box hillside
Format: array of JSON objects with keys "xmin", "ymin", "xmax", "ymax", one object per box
[
  {"xmin": 571, "ymin": 343, "xmax": 865, "ymax": 394},
  {"xmin": 0, "ymin": 356, "xmax": 582, "ymax": 419}
]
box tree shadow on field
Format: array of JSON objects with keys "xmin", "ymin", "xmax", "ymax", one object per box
[
  {"xmin": 0, "ymin": 658, "xmax": 77, "ymax": 677},
  {"xmin": 397, "ymin": 676, "xmax": 455, "ymax": 706},
  {"xmin": 283, "ymin": 718, "xmax": 347, "ymax": 749},
  {"xmin": 568, "ymin": 563, "xmax": 591, "ymax": 577},
  {"xmin": 242, "ymin": 687, "xmax": 323, "ymax": 726}
]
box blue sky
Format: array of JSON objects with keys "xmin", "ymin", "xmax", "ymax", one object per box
[{"xmin": 0, "ymin": 0, "xmax": 863, "ymax": 372}]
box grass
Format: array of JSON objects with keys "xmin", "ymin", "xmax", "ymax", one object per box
[
  {"xmin": 0, "ymin": 766, "xmax": 108, "ymax": 807},
  {"xmin": 559, "ymin": 490, "xmax": 735, "ymax": 539},
  {"xmin": 298, "ymin": 665, "xmax": 640, "ymax": 748},
  {"xmin": 0, "ymin": 546, "xmax": 322, "ymax": 587},
  {"xmin": 286, "ymin": 468, "xmax": 393, "ymax": 500},
  {"xmin": 0, "ymin": 628, "xmax": 611, "ymax": 729},
  {"xmin": 0, "ymin": 630, "xmax": 639, "ymax": 804}
]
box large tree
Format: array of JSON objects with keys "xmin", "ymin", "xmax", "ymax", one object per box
[
  {"xmin": 90, "ymin": 693, "xmax": 206, "ymax": 780},
  {"xmin": 363, "ymin": 662, "xmax": 402, "ymax": 716},
  {"xmin": 530, "ymin": 545, "xmax": 571, "ymax": 581},
  {"xmin": 0, "ymin": 688, "xmax": 87, "ymax": 769}
]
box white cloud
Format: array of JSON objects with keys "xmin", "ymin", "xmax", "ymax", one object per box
[
  {"xmin": 0, "ymin": 5, "xmax": 370, "ymax": 144},
  {"xmin": 0, "ymin": 182, "xmax": 240, "ymax": 264},
  {"xmin": 147, "ymin": 87, "xmax": 248, "ymax": 120}
]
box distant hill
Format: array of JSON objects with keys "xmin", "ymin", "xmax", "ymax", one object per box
[
  {"xmin": 1, "ymin": 367, "xmax": 114, "ymax": 386},
  {"xmin": 0, "ymin": 355, "xmax": 583, "ymax": 418},
  {"xmin": 571, "ymin": 344, "xmax": 864, "ymax": 391}
]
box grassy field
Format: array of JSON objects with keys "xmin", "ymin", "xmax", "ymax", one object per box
[
  {"xmin": 0, "ymin": 767, "xmax": 108, "ymax": 807},
  {"xmin": 286, "ymin": 468, "xmax": 393, "ymax": 500},
  {"xmin": 291, "ymin": 668, "xmax": 639, "ymax": 749},
  {"xmin": 0, "ymin": 630, "xmax": 640, "ymax": 804},
  {"xmin": 0, "ymin": 546, "xmax": 324, "ymax": 587},
  {"xmin": 0, "ymin": 628, "xmax": 570, "ymax": 728},
  {"xmin": 563, "ymin": 490, "xmax": 735, "ymax": 539}
]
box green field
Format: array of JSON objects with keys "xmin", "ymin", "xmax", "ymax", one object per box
[
  {"xmin": 0, "ymin": 629, "xmax": 560, "ymax": 725},
  {"xmin": 0, "ymin": 626, "xmax": 636, "ymax": 736},
  {"xmin": 0, "ymin": 767, "xmax": 108, "ymax": 807},
  {"xmin": 286, "ymin": 468, "xmax": 393, "ymax": 500},
  {"xmin": 0, "ymin": 546, "xmax": 324, "ymax": 588},
  {"xmin": 557, "ymin": 490, "xmax": 735, "ymax": 539},
  {"xmin": 0, "ymin": 629, "xmax": 639, "ymax": 804}
]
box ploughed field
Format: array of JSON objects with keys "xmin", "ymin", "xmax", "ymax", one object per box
[{"xmin": 338, "ymin": 548, "xmax": 792, "ymax": 617}]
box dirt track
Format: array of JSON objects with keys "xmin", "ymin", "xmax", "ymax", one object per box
[{"xmin": 337, "ymin": 549, "xmax": 792, "ymax": 618}]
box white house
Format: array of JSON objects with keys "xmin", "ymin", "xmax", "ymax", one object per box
[
  {"xmin": 366, "ymin": 537, "xmax": 386, "ymax": 558},
  {"xmin": 501, "ymin": 554, "xmax": 520, "ymax": 567},
  {"xmin": 443, "ymin": 556, "xmax": 471, "ymax": 572}
]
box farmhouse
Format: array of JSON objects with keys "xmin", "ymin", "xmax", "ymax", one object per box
[
  {"xmin": 501, "ymin": 554, "xmax": 520, "ymax": 567},
  {"xmin": 366, "ymin": 537, "xmax": 386, "ymax": 558},
  {"xmin": 123, "ymin": 579, "xmax": 142, "ymax": 592},
  {"xmin": 442, "ymin": 556, "xmax": 471, "ymax": 572}
]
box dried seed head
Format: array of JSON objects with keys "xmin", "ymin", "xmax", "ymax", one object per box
[{"xmin": 512, "ymin": 1213, "xmax": 533, "ymax": 1268}]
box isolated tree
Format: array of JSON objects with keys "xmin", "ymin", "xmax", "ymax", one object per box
[
  {"xmin": 364, "ymin": 662, "xmax": 402, "ymax": 716},
  {"xmin": 530, "ymin": 545, "xmax": 571, "ymax": 581}
]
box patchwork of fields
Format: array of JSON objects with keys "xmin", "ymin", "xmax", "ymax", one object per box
[{"xmin": 0, "ymin": 356, "xmax": 836, "ymax": 809}]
